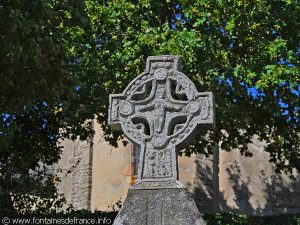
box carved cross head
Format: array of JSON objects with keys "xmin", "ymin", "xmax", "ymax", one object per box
[{"xmin": 108, "ymin": 55, "xmax": 215, "ymax": 189}]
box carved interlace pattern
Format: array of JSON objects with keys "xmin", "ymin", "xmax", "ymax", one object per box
[{"xmin": 108, "ymin": 56, "xmax": 214, "ymax": 187}]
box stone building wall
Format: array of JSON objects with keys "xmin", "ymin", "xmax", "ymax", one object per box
[
  {"xmin": 55, "ymin": 138, "xmax": 93, "ymax": 210},
  {"xmin": 193, "ymin": 154, "xmax": 215, "ymax": 213},
  {"xmin": 56, "ymin": 122, "xmax": 197, "ymax": 211},
  {"xmin": 56, "ymin": 124, "xmax": 300, "ymax": 215},
  {"xmin": 218, "ymin": 138, "xmax": 300, "ymax": 215},
  {"xmin": 70, "ymin": 140, "xmax": 93, "ymax": 210},
  {"xmin": 91, "ymin": 121, "xmax": 132, "ymax": 211}
]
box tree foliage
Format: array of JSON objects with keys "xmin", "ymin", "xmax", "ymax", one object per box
[
  {"xmin": 0, "ymin": 0, "xmax": 299, "ymax": 212},
  {"xmin": 82, "ymin": 0, "xmax": 299, "ymax": 172},
  {"xmin": 0, "ymin": 0, "xmax": 82, "ymax": 212}
]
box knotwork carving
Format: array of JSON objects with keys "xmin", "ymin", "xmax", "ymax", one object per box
[{"xmin": 108, "ymin": 55, "xmax": 215, "ymax": 189}]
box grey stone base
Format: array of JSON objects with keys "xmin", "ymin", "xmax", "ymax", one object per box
[{"xmin": 113, "ymin": 188, "xmax": 206, "ymax": 225}]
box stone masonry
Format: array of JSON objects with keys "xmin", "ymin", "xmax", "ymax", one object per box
[{"xmin": 55, "ymin": 137, "xmax": 93, "ymax": 210}]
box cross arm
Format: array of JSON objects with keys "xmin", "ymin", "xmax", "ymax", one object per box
[
  {"xmin": 108, "ymin": 94, "xmax": 126, "ymax": 130},
  {"xmin": 194, "ymin": 92, "xmax": 215, "ymax": 128}
]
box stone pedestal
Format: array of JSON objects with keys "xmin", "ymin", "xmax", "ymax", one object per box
[{"xmin": 113, "ymin": 188, "xmax": 206, "ymax": 225}]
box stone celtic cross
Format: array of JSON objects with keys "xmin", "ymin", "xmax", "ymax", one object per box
[{"xmin": 108, "ymin": 55, "xmax": 215, "ymax": 189}]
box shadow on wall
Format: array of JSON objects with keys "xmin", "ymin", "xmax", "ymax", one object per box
[
  {"xmin": 193, "ymin": 155, "xmax": 215, "ymax": 213},
  {"xmin": 219, "ymin": 161, "xmax": 300, "ymax": 216}
]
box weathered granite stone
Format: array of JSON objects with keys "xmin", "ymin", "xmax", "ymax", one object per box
[
  {"xmin": 113, "ymin": 189, "xmax": 206, "ymax": 225},
  {"xmin": 108, "ymin": 55, "xmax": 215, "ymax": 225},
  {"xmin": 109, "ymin": 55, "xmax": 215, "ymax": 188}
]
